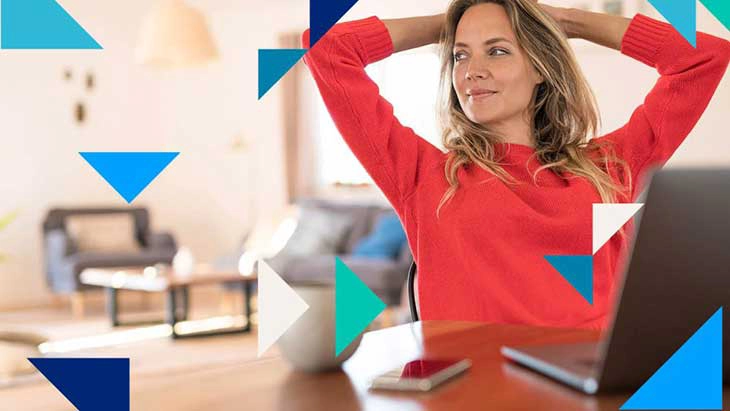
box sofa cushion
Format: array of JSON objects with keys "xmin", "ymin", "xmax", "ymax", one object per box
[
  {"xmin": 65, "ymin": 214, "xmax": 141, "ymax": 253},
  {"xmin": 266, "ymin": 206, "xmax": 355, "ymax": 273},
  {"xmin": 352, "ymin": 212, "xmax": 407, "ymax": 259}
]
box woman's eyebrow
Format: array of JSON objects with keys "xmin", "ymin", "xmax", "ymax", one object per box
[{"xmin": 454, "ymin": 37, "xmax": 512, "ymax": 48}]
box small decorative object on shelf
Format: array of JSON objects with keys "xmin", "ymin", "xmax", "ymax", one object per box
[{"xmin": 173, "ymin": 247, "xmax": 195, "ymax": 277}]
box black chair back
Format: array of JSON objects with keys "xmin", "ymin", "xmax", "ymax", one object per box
[{"xmin": 407, "ymin": 261, "xmax": 419, "ymax": 321}]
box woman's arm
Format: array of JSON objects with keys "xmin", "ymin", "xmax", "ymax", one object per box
[
  {"xmin": 540, "ymin": 6, "xmax": 631, "ymax": 50},
  {"xmin": 574, "ymin": 13, "xmax": 730, "ymax": 201},
  {"xmin": 381, "ymin": 14, "xmax": 445, "ymax": 53},
  {"xmin": 301, "ymin": 17, "xmax": 445, "ymax": 223}
]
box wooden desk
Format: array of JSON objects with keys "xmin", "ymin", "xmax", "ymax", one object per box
[
  {"xmin": 7, "ymin": 321, "xmax": 729, "ymax": 410},
  {"xmin": 131, "ymin": 321, "xmax": 729, "ymax": 410}
]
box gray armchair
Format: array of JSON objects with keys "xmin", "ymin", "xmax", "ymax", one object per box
[{"xmin": 42, "ymin": 207, "xmax": 178, "ymax": 294}]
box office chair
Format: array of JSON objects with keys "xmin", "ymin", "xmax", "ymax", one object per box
[{"xmin": 407, "ymin": 261, "xmax": 419, "ymax": 321}]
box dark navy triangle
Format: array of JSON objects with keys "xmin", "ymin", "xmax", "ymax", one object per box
[
  {"xmin": 310, "ymin": 0, "xmax": 360, "ymax": 47},
  {"xmin": 29, "ymin": 358, "xmax": 129, "ymax": 411}
]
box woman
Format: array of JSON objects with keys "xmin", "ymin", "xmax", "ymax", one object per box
[{"xmin": 301, "ymin": 0, "xmax": 729, "ymax": 329}]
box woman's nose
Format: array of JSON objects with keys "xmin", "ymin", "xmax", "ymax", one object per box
[{"xmin": 466, "ymin": 58, "xmax": 491, "ymax": 80}]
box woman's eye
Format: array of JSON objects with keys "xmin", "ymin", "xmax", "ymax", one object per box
[
  {"xmin": 453, "ymin": 52, "xmax": 466, "ymax": 61},
  {"xmin": 490, "ymin": 48, "xmax": 509, "ymax": 56}
]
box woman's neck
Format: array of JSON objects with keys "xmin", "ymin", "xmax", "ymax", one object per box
[{"xmin": 487, "ymin": 117, "xmax": 535, "ymax": 148}]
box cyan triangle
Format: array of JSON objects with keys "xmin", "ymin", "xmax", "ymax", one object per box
[
  {"xmin": 335, "ymin": 256, "xmax": 385, "ymax": 356},
  {"xmin": 544, "ymin": 255, "xmax": 593, "ymax": 304},
  {"xmin": 621, "ymin": 307, "xmax": 723, "ymax": 410},
  {"xmin": 1, "ymin": 0, "xmax": 102, "ymax": 49},
  {"xmin": 80, "ymin": 152, "xmax": 179, "ymax": 204},
  {"xmin": 310, "ymin": 0, "xmax": 360, "ymax": 47},
  {"xmin": 28, "ymin": 358, "xmax": 129, "ymax": 411},
  {"xmin": 700, "ymin": 0, "xmax": 730, "ymax": 31},
  {"xmin": 258, "ymin": 49, "xmax": 307, "ymax": 99},
  {"xmin": 648, "ymin": 0, "xmax": 697, "ymax": 47}
]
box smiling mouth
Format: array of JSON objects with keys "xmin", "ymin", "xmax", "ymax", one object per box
[{"xmin": 469, "ymin": 91, "xmax": 497, "ymax": 101}]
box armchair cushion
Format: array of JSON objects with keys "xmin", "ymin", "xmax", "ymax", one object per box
[{"xmin": 65, "ymin": 213, "xmax": 141, "ymax": 253}]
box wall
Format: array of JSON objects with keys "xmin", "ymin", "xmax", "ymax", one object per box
[{"xmin": 0, "ymin": 0, "xmax": 307, "ymax": 308}]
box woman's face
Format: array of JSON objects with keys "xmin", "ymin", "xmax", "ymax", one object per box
[{"xmin": 452, "ymin": 3, "xmax": 543, "ymax": 127}]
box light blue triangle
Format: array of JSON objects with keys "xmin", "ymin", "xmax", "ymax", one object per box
[
  {"xmin": 1, "ymin": 0, "xmax": 102, "ymax": 49},
  {"xmin": 258, "ymin": 49, "xmax": 307, "ymax": 99},
  {"xmin": 544, "ymin": 255, "xmax": 593, "ymax": 304},
  {"xmin": 335, "ymin": 256, "xmax": 385, "ymax": 356},
  {"xmin": 648, "ymin": 0, "xmax": 697, "ymax": 47},
  {"xmin": 79, "ymin": 152, "xmax": 179, "ymax": 204},
  {"xmin": 621, "ymin": 307, "xmax": 723, "ymax": 410},
  {"xmin": 310, "ymin": 0, "xmax": 360, "ymax": 47}
]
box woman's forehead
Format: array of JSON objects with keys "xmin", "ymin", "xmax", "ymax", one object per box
[{"xmin": 455, "ymin": 3, "xmax": 516, "ymax": 45}]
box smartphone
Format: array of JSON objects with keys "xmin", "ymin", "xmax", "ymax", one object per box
[{"xmin": 369, "ymin": 358, "xmax": 471, "ymax": 392}]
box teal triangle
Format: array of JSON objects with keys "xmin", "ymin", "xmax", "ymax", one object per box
[
  {"xmin": 335, "ymin": 256, "xmax": 386, "ymax": 356},
  {"xmin": 700, "ymin": 0, "xmax": 730, "ymax": 31},
  {"xmin": 648, "ymin": 0, "xmax": 697, "ymax": 47},
  {"xmin": 258, "ymin": 49, "xmax": 307, "ymax": 99},
  {"xmin": 79, "ymin": 152, "xmax": 179, "ymax": 204},
  {"xmin": 621, "ymin": 307, "xmax": 723, "ymax": 410},
  {"xmin": 1, "ymin": 0, "xmax": 102, "ymax": 49},
  {"xmin": 544, "ymin": 255, "xmax": 593, "ymax": 304}
]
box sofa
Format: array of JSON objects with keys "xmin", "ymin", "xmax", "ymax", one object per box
[
  {"xmin": 265, "ymin": 198, "xmax": 413, "ymax": 306},
  {"xmin": 42, "ymin": 207, "xmax": 178, "ymax": 294}
]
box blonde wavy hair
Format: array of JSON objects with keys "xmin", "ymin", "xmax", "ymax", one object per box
[{"xmin": 436, "ymin": 0, "xmax": 633, "ymax": 225}]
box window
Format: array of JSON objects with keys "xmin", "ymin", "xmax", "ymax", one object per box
[{"xmin": 314, "ymin": 46, "xmax": 442, "ymax": 186}]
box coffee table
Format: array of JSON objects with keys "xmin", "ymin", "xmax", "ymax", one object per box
[{"xmin": 80, "ymin": 266, "xmax": 257, "ymax": 339}]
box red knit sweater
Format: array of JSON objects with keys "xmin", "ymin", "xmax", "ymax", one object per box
[{"xmin": 301, "ymin": 14, "xmax": 730, "ymax": 330}]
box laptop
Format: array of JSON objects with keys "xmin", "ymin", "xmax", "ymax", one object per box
[{"xmin": 501, "ymin": 167, "xmax": 730, "ymax": 394}]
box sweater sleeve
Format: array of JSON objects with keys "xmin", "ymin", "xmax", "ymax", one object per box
[
  {"xmin": 594, "ymin": 14, "xmax": 730, "ymax": 201},
  {"xmin": 301, "ymin": 16, "xmax": 443, "ymax": 216}
]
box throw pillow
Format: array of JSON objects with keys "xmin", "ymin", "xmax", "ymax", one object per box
[
  {"xmin": 65, "ymin": 214, "xmax": 141, "ymax": 253},
  {"xmin": 352, "ymin": 212, "xmax": 407, "ymax": 259}
]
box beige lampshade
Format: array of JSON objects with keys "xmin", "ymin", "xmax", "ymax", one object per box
[{"xmin": 136, "ymin": 0, "xmax": 219, "ymax": 68}]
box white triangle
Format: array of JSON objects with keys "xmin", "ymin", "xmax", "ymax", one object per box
[
  {"xmin": 257, "ymin": 260, "xmax": 309, "ymax": 357},
  {"xmin": 593, "ymin": 203, "xmax": 644, "ymax": 254}
]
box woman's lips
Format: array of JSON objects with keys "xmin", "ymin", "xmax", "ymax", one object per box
[{"xmin": 469, "ymin": 91, "xmax": 497, "ymax": 102}]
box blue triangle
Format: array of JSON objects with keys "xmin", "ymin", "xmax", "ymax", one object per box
[
  {"xmin": 310, "ymin": 0, "xmax": 360, "ymax": 47},
  {"xmin": 29, "ymin": 358, "xmax": 129, "ymax": 411},
  {"xmin": 1, "ymin": 0, "xmax": 102, "ymax": 49},
  {"xmin": 335, "ymin": 256, "xmax": 385, "ymax": 356},
  {"xmin": 258, "ymin": 49, "xmax": 307, "ymax": 99},
  {"xmin": 79, "ymin": 152, "xmax": 179, "ymax": 204},
  {"xmin": 621, "ymin": 307, "xmax": 723, "ymax": 410},
  {"xmin": 648, "ymin": 0, "xmax": 697, "ymax": 47},
  {"xmin": 544, "ymin": 255, "xmax": 593, "ymax": 304}
]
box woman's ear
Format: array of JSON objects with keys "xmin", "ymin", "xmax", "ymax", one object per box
[{"xmin": 533, "ymin": 69, "xmax": 545, "ymax": 85}]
